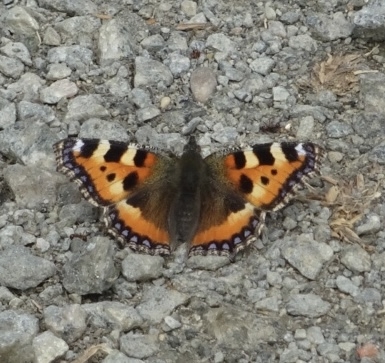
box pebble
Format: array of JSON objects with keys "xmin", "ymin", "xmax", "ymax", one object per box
[
  {"xmin": 44, "ymin": 304, "xmax": 87, "ymax": 343},
  {"xmin": 64, "ymin": 94, "xmax": 109, "ymax": 122},
  {"xmin": 33, "ymin": 331, "xmax": 69, "ymax": 363},
  {"xmin": 0, "ymin": 311, "xmax": 39, "ymax": 363},
  {"xmin": 281, "ymin": 235, "xmax": 333, "ymax": 280},
  {"xmin": 46, "ymin": 63, "xmax": 72, "ymax": 80},
  {"xmin": 0, "ymin": 97, "xmax": 16, "ymax": 129},
  {"xmin": 340, "ymin": 245, "xmax": 371, "ymax": 273},
  {"xmin": 326, "ymin": 120, "xmax": 354, "ymax": 138},
  {"xmin": 4, "ymin": 6, "xmax": 39, "ymax": 35},
  {"xmin": 353, "ymin": 0, "xmax": 385, "ymax": 40},
  {"xmin": 0, "ymin": 41, "xmax": 32, "ymax": 66},
  {"xmin": 121, "ymin": 254, "xmax": 164, "ymax": 282},
  {"xmin": 0, "ymin": 54, "xmax": 24, "ymax": 78},
  {"xmin": 120, "ymin": 333, "xmax": 159, "ymax": 359},
  {"xmin": 39, "ymin": 79, "xmax": 78, "ymax": 104},
  {"xmin": 356, "ymin": 213, "xmax": 382, "ymax": 235},
  {"xmin": 306, "ymin": 12, "xmax": 353, "ymax": 41},
  {"xmin": 134, "ymin": 56, "xmax": 173, "ymax": 88},
  {"xmin": 336, "ymin": 275, "xmax": 359, "ymax": 297},
  {"xmin": 82, "ymin": 302, "xmax": 143, "ymax": 331},
  {"xmin": 296, "ymin": 116, "xmax": 315, "ymax": 139},
  {"xmin": 286, "ymin": 293, "xmax": 331, "ymax": 317},
  {"xmin": 62, "ymin": 237, "xmax": 119, "ymax": 295},
  {"xmin": 190, "ymin": 67, "xmax": 217, "ymax": 103},
  {"xmin": 249, "ymin": 57, "xmax": 275, "ymax": 75},
  {"xmin": 136, "ymin": 285, "xmax": 189, "ymax": 324},
  {"xmin": 181, "ymin": 0, "xmax": 197, "ymax": 17}
]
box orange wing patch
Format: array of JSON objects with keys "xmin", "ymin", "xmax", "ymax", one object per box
[
  {"xmin": 54, "ymin": 139, "xmax": 158, "ymax": 206},
  {"xmin": 105, "ymin": 199, "xmax": 170, "ymax": 255},
  {"xmin": 190, "ymin": 203, "xmax": 265, "ymax": 258},
  {"xmin": 224, "ymin": 142, "xmax": 322, "ymax": 211}
]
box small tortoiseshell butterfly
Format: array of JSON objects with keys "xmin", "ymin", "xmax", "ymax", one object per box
[{"xmin": 54, "ymin": 137, "xmax": 322, "ymax": 259}]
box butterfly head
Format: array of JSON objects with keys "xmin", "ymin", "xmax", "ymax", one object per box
[{"xmin": 184, "ymin": 136, "xmax": 201, "ymax": 154}]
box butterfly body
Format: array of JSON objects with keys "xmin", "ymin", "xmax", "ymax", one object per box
[{"xmin": 54, "ymin": 136, "xmax": 323, "ymax": 259}]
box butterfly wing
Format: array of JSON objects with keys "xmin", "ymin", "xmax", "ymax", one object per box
[
  {"xmin": 188, "ymin": 142, "xmax": 322, "ymax": 258},
  {"xmin": 222, "ymin": 142, "xmax": 323, "ymax": 211},
  {"xmin": 54, "ymin": 138, "xmax": 177, "ymax": 255}
]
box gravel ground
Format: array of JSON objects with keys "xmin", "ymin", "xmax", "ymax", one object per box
[{"xmin": 0, "ymin": 0, "xmax": 385, "ymax": 362}]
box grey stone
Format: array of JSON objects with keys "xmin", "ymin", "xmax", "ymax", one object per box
[
  {"xmin": 122, "ymin": 254, "xmax": 164, "ymax": 282},
  {"xmin": 136, "ymin": 106, "xmax": 161, "ymax": 122},
  {"xmin": 166, "ymin": 52, "xmax": 191, "ymax": 77},
  {"xmin": 130, "ymin": 88, "xmax": 151, "ymax": 108},
  {"xmin": 264, "ymin": 6, "xmax": 276, "ymax": 20},
  {"xmin": 7, "ymin": 72, "xmax": 45, "ymax": 101},
  {"xmin": 163, "ymin": 316, "xmax": 182, "ymax": 331},
  {"xmin": 286, "ymin": 294, "xmax": 331, "ymax": 317},
  {"xmin": 296, "ymin": 116, "xmax": 315, "ymax": 139},
  {"xmin": 181, "ymin": 0, "xmax": 197, "ymax": 17},
  {"xmin": 0, "ymin": 97, "xmax": 16, "ymax": 128},
  {"xmin": 102, "ymin": 350, "xmax": 143, "ymax": 363},
  {"xmin": 187, "ymin": 255, "xmax": 230, "ymax": 270},
  {"xmin": 190, "ymin": 67, "xmax": 217, "ymax": 103},
  {"xmin": 241, "ymin": 75, "xmax": 266, "ymax": 95},
  {"xmin": 306, "ymin": 12, "xmax": 353, "ymax": 41},
  {"xmin": 279, "ymin": 346, "xmax": 299, "ymax": 363},
  {"xmin": 136, "ymin": 285, "xmax": 188, "ymax": 324},
  {"xmin": 0, "ymin": 246, "xmax": 56, "ymax": 290},
  {"xmin": 281, "ymin": 11, "xmax": 301, "ymax": 24},
  {"xmin": 281, "ymin": 235, "xmax": 333, "ymax": 280},
  {"xmin": 369, "ymin": 140, "xmax": 385, "ymax": 165},
  {"xmin": 98, "ymin": 19, "xmax": 134, "ymax": 65},
  {"xmin": 47, "ymin": 45, "xmax": 93, "ymax": 71},
  {"xmin": 40, "ymin": 79, "xmax": 78, "ymax": 104},
  {"xmin": 317, "ymin": 342, "xmax": 340, "ymax": 360},
  {"xmin": 79, "ymin": 118, "xmax": 129, "ymax": 141},
  {"xmin": 356, "ymin": 213, "xmax": 381, "ymax": 235},
  {"xmin": 17, "ymin": 101, "xmax": 56, "ymax": 124},
  {"xmin": 83, "ymin": 301, "xmax": 143, "ymax": 331},
  {"xmin": 38, "ymin": 0, "xmax": 98, "ymax": 15},
  {"xmin": 43, "ymin": 304, "xmax": 87, "ymax": 343},
  {"xmin": 4, "ymin": 165, "xmax": 61, "ymax": 208},
  {"xmin": 55, "ymin": 16, "xmax": 101, "ymax": 44},
  {"xmin": 0, "ymin": 311, "xmax": 39, "ymax": 363},
  {"xmin": 46, "ymin": 63, "xmax": 72, "ymax": 80},
  {"xmin": 354, "ymin": 288, "xmax": 382, "ymax": 305},
  {"xmin": 58, "ymin": 201, "xmax": 98, "ymax": 226},
  {"xmin": 249, "ymin": 57, "xmax": 275, "ymax": 75},
  {"xmin": 134, "ymin": 56, "xmax": 173, "ymax": 88},
  {"xmin": 288, "ymin": 34, "xmax": 318, "ymax": 53},
  {"xmin": 0, "ymin": 41, "xmax": 32, "ymax": 66},
  {"xmin": 206, "ymin": 33, "xmax": 236, "ymax": 55},
  {"xmin": 140, "ymin": 34, "xmax": 165, "ymax": 52},
  {"xmin": 206, "ymin": 307, "xmax": 277, "ymax": 350},
  {"xmin": 3, "ymin": 6, "xmax": 39, "ymax": 35},
  {"xmin": 359, "ymin": 72, "xmax": 385, "ymax": 113},
  {"xmin": 62, "ymin": 236, "xmax": 119, "ymax": 295},
  {"xmin": 0, "ymin": 55, "xmax": 24, "ymax": 78},
  {"xmin": 307, "ymin": 326, "xmax": 325, "ymax": 345},
  {"xmin": 120, "ymin": 333, "xmax": 159, "ymax": 359},
  {"xmin": 211, "ymin": 126, "xmax": 238, "ymax": 144},
  {"xmin": 39, "ymin": 284, "xmax": 64, "ymax": 304},
  {"xmin": 0, "ymin": 286, "xmax": 16, "ymax": 303},
  {"xmin": 64, "ymin": 94, "xmax": 109, "ymax": 122},
  {"xmin": 291, "ymin": 104, "xmax": 329, "ymax": 123},
  {"xmin": 43, "ymin": 27, "xmax": 61, "ymax": 46},
  {"xmin": 340, "ymin": 245, "xmax": 371, "ymax": 273},
  {"xmin": 32, "ymin": 331, "xmax": 69, "ymax": 363},
  {"xmin": 336, "ymin": 276, "xmax": 359, "ymax": 297},
  {"xmin": 353, "ymin": 0, "xmax": 385, "ymax": 40},
  {"xmin": 167, "ymin": 31, "xmax": 188, "ymax": 52},
  {"xmin": 325, "ymin": 120, "xmax": 353, "ymax": 138},
  {"xmin": 273, "ymin": 86, "xmax": 290, "ymax": 102},
  {"xmin": 0, "ymin": 121, "xmax": 58, "ymax": 168}
]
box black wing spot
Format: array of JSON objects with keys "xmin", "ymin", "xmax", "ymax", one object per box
[
  {"xmin": 80, "ymin": 143, "xmax": 98, "ymax": 158},
  {"xmin": 239, "ymin": 174, "xmax": 253, "ymax": 194},
  {"xmin": 261, "ymin": 176, "xmax": 269, "ymax": 185},
  {"xmin": 253, "ymin": 145, "xmax": 275, "ymax": 165},
  {"xmin": 271, "ymin": 169, "xmax": 277, "ymax": 175},
  {"xmin": 107, "ymin": 173, "xmax": 116, "ymax": 182},
  {"xmin": 100, "ymin": 166, "xmax": 107, "ymax": 172},
  {"xmin": 123, "ymin": 172, "xmax": 138, "ymax": 191},
  {"xmin": 232, "ymin": 152, "xmax": 246, "ymax": 169},
  {"xmin": 281, "ymin": 143, "xmax": 299, "ymax": 162},
  {"xmin": 104, "ymin": 145, "xmax": 128, "ymax": 162},
  {"xmin": 133, "ymin": 150, "xmax": 148, "ymax": 167}
]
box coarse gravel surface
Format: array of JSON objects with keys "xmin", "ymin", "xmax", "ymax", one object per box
[{"xmin": 0, "ymin": 0, "xmax": 385, "ymax": 362}]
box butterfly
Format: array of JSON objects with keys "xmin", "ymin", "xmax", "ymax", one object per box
[{"xmin": 54, "ymin": 136, "xmax": 323, "ymax": 259}]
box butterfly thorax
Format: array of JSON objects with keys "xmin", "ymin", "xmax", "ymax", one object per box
[{"xmin": 167, "ymin": 145, "xmax": 206, "ymax": 250}]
